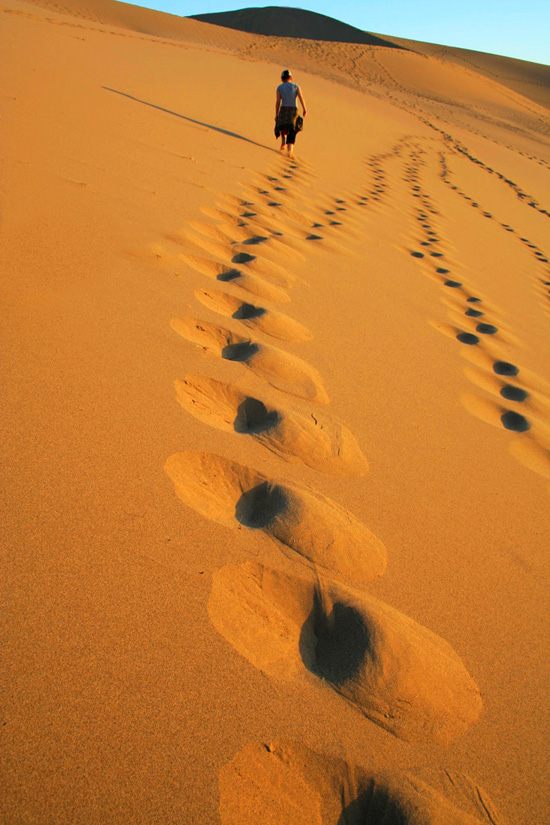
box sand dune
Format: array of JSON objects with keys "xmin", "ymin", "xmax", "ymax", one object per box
[
  {"xmin": 2, "ymin": 0, "xmax": 549, "ymax": 823},
  {"xmin": 191, "ymin": 6, "xmax": 405, "ymax": 49}
]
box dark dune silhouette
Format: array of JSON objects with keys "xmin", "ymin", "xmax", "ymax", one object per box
[{"xmin": 190, "ymin": 6, "xmax": 407, "ymax": 49}]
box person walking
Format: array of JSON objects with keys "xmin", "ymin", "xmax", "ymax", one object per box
[{"xmin": 275, "ymin": 69, "xmax": 307, "ymax": 156}]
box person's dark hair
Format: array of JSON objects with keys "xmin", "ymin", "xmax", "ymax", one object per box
[{"xmin": 281, "ymin": 69, "xmax": 292, "ymax": 80}]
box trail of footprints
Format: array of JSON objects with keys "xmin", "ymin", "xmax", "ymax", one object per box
[
  {"xmin": 354, "ymin": 130, "xmax": 550, "ymax": 485},
  {"xmin": 400, "ymin": 138, "xmax": 550, "ymax": 484},
  {"xmin": 160, "ymin": 156, "xmax": 503, "ymax": 821}
]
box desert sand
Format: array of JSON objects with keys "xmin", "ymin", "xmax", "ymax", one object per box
[{"xmin": 2, "ymin": 1, "xmax": 549, "ymax": 822}]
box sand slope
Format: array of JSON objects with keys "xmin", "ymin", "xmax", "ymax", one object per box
[{"xmin": 2, "ymin": 1, "xmax": 550, "ymax": 824}]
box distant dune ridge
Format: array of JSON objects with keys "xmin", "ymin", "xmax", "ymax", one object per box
[
  {"xmin": 3, "ymin": 0, "xmax": 550, "ymax": 823},
  {"xmin": 192, "ymin": 5, "xmax": 550, "ymax": 108},
  {"xmin": 190, "ymin": 5, "xmax": 406, "ymax": 49}
]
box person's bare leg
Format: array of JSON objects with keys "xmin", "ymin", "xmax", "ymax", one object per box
[{"xmin": 286, "ymin": 143, "xmax": 294, "ymax": 157}]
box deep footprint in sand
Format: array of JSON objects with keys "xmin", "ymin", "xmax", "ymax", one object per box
[
  {"xmin": 209, "ymin": 562, "xmax": 482, "ymax": 744},
  {"xmin": 194, "ymin": 287, "xmax": 312, "ymax": 343},
  {"xmin": 175, "ymin": 374, "xmax": 368, "ymax": 477},
  {"xmin": 165, "ymin": 453, "xmax": 386, "ymax": 582},
  {"xmin": 178, "ymin": 253, "xmax": 290, "ymax": 304},
  {"xmin": 180, "ymin": 235, "xmax": 297, "ymax": 286},
  {"xmin": 219, "ymin": 740, "xmax": 504, "ymax": 825},
  {"xmin": 171, "ymin": 317, "xmax": 328, "ymax": 403}
]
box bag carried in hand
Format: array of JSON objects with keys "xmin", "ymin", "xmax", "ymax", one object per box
[{"xmin": 295, "ymin": 115, "xmax": 304, "ymax": 132}]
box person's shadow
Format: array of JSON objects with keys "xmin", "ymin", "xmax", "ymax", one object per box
[{"xmin": 102, "ymin": 87, "xmax": 273, "ymax": 151}]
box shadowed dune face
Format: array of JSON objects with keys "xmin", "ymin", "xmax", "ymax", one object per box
[
  {"xmin": 219, "ymin": 741, "xmax": 505, "ymax": 824},
  {"xmin": 209, "ymin": 562, "xmax": 482, "ymax": 744},
  {"xmin": 190, "ymin": 6, "xmax": 406, "ymax": 49}
]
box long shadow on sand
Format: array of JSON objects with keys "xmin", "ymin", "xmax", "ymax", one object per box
[{"xmin": 102, "ymin": 87, "xmax": 271, "ymax": 150}]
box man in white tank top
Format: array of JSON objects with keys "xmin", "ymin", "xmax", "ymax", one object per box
[{"xmin": 275, "ymin": 69, "xmax": 307, "ymax": 156}]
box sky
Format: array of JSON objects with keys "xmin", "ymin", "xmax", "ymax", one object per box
[{"xmin": 125, "ymin": 0, "xmax": 550, "ymax": 65}]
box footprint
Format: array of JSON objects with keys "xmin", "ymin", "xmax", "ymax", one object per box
[
  {"xmin": 219, "ymin": 740, "xmax": 504, "ymax": 825},
  {"xmin": 228, "ymin": 250, "xmax": 296, "ymax": 288},
  {"xmin": 178, "ymin": 253, "xmax": 290, "ymax": 304},
  {"xmin": 170, "ymin": 318, "xmax": 328, "ymax": 403},
  {"xmin": 174, "ymin": 375, "xmax": 368, "ymax": 477},
  {"xmin": 464, "ymin": 365, "xmax": 530, "ymax": 406},
  {"xmin": 461, "ymin": 394, "xmax": 531, "ymax": 433},
  {"xmin": 165, "ymin": 454, "xmax": 387, "ymax": 582},
  {"xmin": 194, "ymin": 288, "xmax": 312, "ymax": 343},
  {"xmin": 208, "ymin": 562, "xmax": 481, "ymax": 743},
  {"xmin": 182, "ymin": 232, "xmax": 299, "ymax": 280}
]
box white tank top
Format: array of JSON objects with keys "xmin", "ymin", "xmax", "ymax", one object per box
[{"xmin": 278, "ymin": 82, "xmax": 299, "ymax": 107}]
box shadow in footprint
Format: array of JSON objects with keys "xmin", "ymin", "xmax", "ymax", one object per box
[
  {"xmin": 232, "ymin": 252, "xmax": 256, "ymax": 264},
  {"xmin": 234, "ymin": 398, "xmax": 280, "ymax": 434},
  {"xmin": 300, "ymin": 591, "xmax": 372, "ymax": 687},
  {"xmin": 232, "ymin": 302, "xmax": 265, "ymax": 320},
  {"xmin": 494, "ymin": 361, "xmax": 519, "ymax": 376},
  {"xmin": 476, "ymin": 323, "xmax": 498, "ymax": 335},
  {"xmin": 500, "ymin": 386, "xmax": 529, "ymax": 402},
  {"xmin": 235, "ymin": 481, "xmax": 287, "ymax": 528},
  {"xmin": 222, "ymin": 341, "xmax": 259, "ymax": 362},
  {"xmin": 216, "ymin": 269, "xmax": 241, "ymax": 282},
  {"xmin": 457, "ymin": 332, "xmax": 479, "ymax": 345},
  {"xmin": 337, "ymin": 786, "xmax": 409, "ymax": 825},
  {"xmin": 242, "ymin": 236, "xmax": 269, "ymax": 246},
  {"xmin": 501, "ymin": 411, "xmax": 530, "ymax": 432}
]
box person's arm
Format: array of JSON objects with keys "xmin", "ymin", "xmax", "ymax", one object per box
[
  {"xmin": 275, "ymin": 89, "xmax": 281, "ymax": 120},
  {"xmin": 297, "ymin": 87, "xmax": 307, "ymax": 117}
]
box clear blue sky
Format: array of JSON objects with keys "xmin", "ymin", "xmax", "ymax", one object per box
[{"xmin": 127, "ymin": 0, "xmax": 549, "ymax": 65}]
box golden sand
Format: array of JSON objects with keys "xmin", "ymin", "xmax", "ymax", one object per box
[{"xmin": 2, "ymin": 1, "xmax": 549, "ymax": 822}]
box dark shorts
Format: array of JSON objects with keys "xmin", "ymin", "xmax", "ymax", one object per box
[{"xmin": 277, "ymin": 106, "xmax": 298, "ymax": 143}]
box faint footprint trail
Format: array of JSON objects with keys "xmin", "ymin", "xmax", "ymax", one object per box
[
  {"xmin": 438, "ymin": 151, "xmax": 550, "ymax": 319},
  {"xmin": 401, "ymin": 137, "xmax": 550, "ymax": 484}
]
